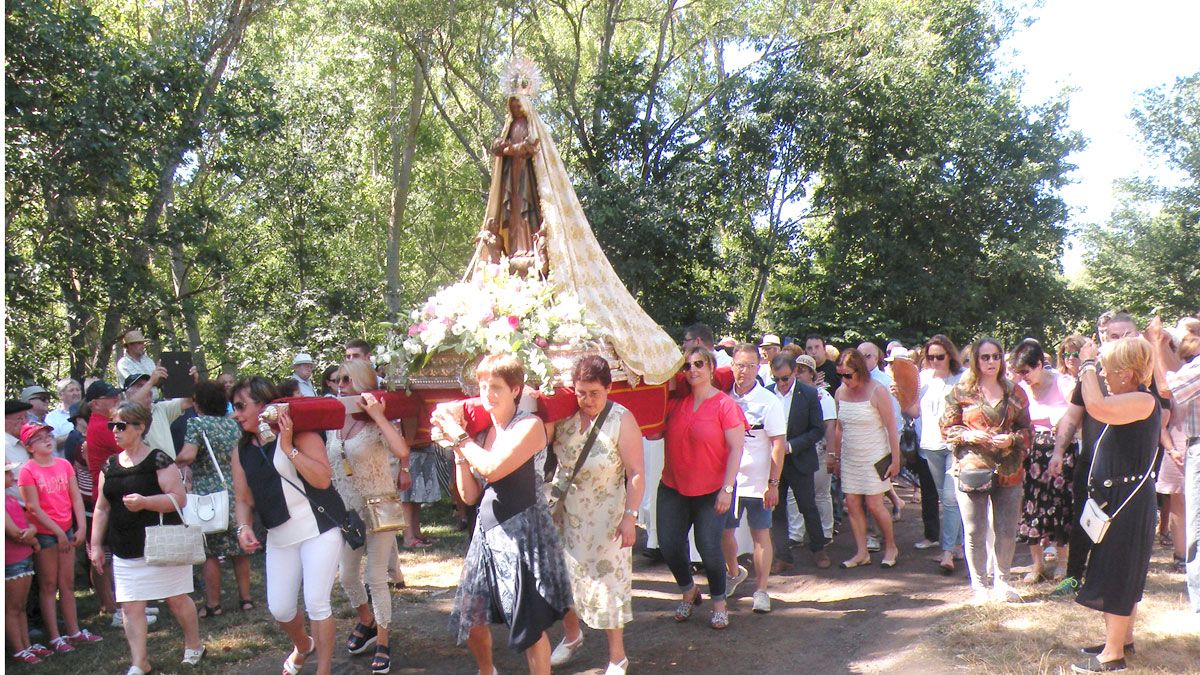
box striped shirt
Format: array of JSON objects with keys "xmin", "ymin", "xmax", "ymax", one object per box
[{"xmin": 1166, "ymin": 354, "xmax": 1200, "ymax": 438}]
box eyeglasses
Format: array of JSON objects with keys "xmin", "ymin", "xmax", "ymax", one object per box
[
  {"xmin": 1063, "ymin": 352, "xmax": 1080, "ymax": 359},
  {"xmin": 772, "ymin": 375, "xmax": 792, "ymax": 383},
  {"xmin": 106, "ymin": 421, "xmax": 136, "ymax": 432},
  {"xmin": 925, "ymin": 353, "xmax": 947, "ymax": 362},
  {"xmin": 978, "ymin": 353, "xmax": 1003, "ymax": 363},
  {"xmin": 681, "ymin": 359, "xmax": 708, "ymax": 371},
  {"xmin": 575, "ymin": 390, "xmax": 606, "ymax": 401},
  {"xmin": 731, "ymin": 362, "xmax": 757, "ymax": 371}
]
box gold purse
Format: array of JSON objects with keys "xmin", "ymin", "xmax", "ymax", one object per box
[{"xmin": 362, "ymin": 495, "xmax": 407, "ymax": 534}]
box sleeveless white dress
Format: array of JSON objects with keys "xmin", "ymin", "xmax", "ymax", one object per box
[{"xmin": 838, "ymin": 399, "xmax": 891, "ymax": 495}]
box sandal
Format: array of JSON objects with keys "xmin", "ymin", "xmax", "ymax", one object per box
[
  {"xmin": 199, "ymin": 604, "xmax": 223, "ymax": 618},
  {"xmin": 710, "ymin": 609, "xmax": 729, "ymax": 630},
  {"xmin": 347, "ymin": 622, "xmax": 379, "ymax": 655},
  {"xmin": 282, "ymin": 636, "xmax": 315, "ymax": 675},
  {"xmin": 371, "ymin": 644, "xmax": 391, "ymax": 674},
  {"xmin": 673, "ymin": 588, "xmax": 702, "ymax": 622},
  {"xmin": 239, "ymin": 598, "xmax": 255, "ymax": 611}
]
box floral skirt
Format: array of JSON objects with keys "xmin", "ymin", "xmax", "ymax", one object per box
[
  {"xmin": 449, "ymin": 502, "xmax": 572, "ymax": 653},
  {"xmin": 1017, "ymin": 438, "xmax": 1075, "ymax": 546}
]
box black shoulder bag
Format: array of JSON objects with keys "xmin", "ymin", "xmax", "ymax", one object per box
[
  {"xmin": 546, "ymin": 401, "xmax": 614, "ymax": 522},
  {"xmin": 257, "ymin": 445, "xmax": 366, "ymax": 550}
]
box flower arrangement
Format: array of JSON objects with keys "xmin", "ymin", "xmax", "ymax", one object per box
[{"xmin": 377, "ymin": 261, "xmax": 598, "ymax": 392}]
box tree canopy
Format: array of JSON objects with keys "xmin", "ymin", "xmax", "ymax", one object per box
[{"xmin": 5, "ymin": 0, "xmax": 1160, "ymax": 392}]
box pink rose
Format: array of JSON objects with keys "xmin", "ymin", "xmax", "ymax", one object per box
[
  {"xmin": 534, "ymin": 337, "xmax": 549, "ymax": 349},
  {"xmin": 408, "ymin": 323, "xmax": 425, "ymax": 337},
  {"xmin": 507, "ymin": 315, "xmax": 520, "ymax": 330}
]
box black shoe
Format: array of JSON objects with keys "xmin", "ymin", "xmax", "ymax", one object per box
[
  {"xmin": 1071, "ymin": 656, "xmax": 1126, "ymax": 673},
  {"xmin": 1080, "ymin": 643, "xmax": 1134, "ymax": 656},
  {"xmin": 641, "ymin": 547, "xmax": 663, "ymax": 563},
  {"xmin": 346, "ymin": 622, "xmax": 378, "ymax": 655}
]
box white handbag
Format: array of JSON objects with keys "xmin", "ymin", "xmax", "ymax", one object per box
[
  {"xmin": 144, "ymin": 493, "xmax": 206, "ymax": 566},
  {"xmin": 181, "ymin": 431, "xmax": 231, "ymax": 534},
  {"xmin": 1080, "ymin": 425, "xmax": 1156, "ymax": 544}
]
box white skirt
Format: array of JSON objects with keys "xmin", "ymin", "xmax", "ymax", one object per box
[{"xmin": 113, "ymin": 555, "xmax": 193, "ymax": 603}]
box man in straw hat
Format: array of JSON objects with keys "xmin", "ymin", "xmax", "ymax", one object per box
[{"xmin": 115, "ymin": 329, "xmax": 155, "ymax": 384}]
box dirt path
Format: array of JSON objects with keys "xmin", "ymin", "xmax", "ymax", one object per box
[{"xmin": 242, "ymin": 484, "xmax": 986, "ymax": 674}]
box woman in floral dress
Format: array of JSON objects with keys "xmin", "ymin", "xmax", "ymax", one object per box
[
  {"xmin": 546, "ymin": 356, "xmax": 644, "ymax": 675},
  {"xmin": 326, "ymin": 359, "xmax": 412, "ymax": 674},
  {"xmin": 177, "ymin": 379, "xmax": 251, "ymax": 616}
]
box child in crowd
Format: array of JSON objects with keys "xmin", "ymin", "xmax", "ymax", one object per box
[
  {"xmin": 6, "ymin": 460, "xmax": 43, "ymax": 663},
  {"xmin": 17, "ymin": 423, "xmax": 101, "ymax": 653}
]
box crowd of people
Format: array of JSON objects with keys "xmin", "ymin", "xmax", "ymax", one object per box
[{"xmin": 4, "ymin": 312, "xmax": 1198, "ymax": 674}]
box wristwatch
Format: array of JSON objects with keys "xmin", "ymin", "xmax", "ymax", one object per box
[
  {"xmin": 623, "ymin": 508, "xmax": 638, "ymax": 519},
  {"xmin": 723, "ymin": 484, "xmax": 734, "ymax": 495},
  {"xmin": 454, "ymin": 431, "xmax": 470, "ymax": 446},
  {"xmin": 768, "ymin": 479, "xmax": 780, "ymax": 487}
]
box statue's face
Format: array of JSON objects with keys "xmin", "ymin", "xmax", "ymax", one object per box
[{"xmin": 508, "ymin": 97, "xmax": 523, "ymax": 119}]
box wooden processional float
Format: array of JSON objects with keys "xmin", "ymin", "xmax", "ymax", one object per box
[{"xmin": 256, "ymin": 57, "xmax": 684, "ymax": 443}]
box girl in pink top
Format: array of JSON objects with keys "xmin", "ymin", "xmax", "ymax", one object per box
[
  {"xmin": 6, "ymin": 461, "xmax": 41, "ymax": 663},
  {"xmin": 16, "ymin": 424, "xmax": 98, "ymax": 652},
  {"xmin": 1010, "ymin": 340, "xmax": 1074, "ymax": 584}
]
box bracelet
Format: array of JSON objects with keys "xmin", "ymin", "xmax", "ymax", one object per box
[
  {"xmin": 768, "ymin": 479, "xmax": 781, "ymax": 487},
  {"xmin": 623, "ymin": 508, "xmax": 638, "ymax": 519},
  {"xmin": 288, "ymin": 447, "xmax": 299, "ymax": 460},
  {"xmin": 399, "ymin": 466, "xmax": 411, "ymax": 473},
  {"xmin": 1080, "ymin": 359, "xmax": 1097, "ymax": 370},
  {"xmin": 235, "ymin": 524, "xmax": 249, "ymax": 536}
]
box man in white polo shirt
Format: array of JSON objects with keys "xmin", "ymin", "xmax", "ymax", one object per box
[
  {"xmin": 290, "ymin": 352, "xmax": 318, "ymax": 397},
  {"xmin": 722, "ymin": 343, "xmax": 787, "ymax": 613}
]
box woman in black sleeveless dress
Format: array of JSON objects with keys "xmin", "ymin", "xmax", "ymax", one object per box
[
  {"xmin": 1072, "ymin": 337, "xmax": 1161, "ymax": 674},
  {"xmin": 433, "ymin": 354, "xmax": 572, "ymax": 675}
]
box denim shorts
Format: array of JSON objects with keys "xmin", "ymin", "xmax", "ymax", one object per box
[
  {"xmin": 5, "ymin": 557, "xmax": 35, "ymax": 581},
  {"xmin": 724, "ymin": 495, "xmax": 772, "ymax": 530},
  {"xmin": 35, "ymin": 527, "xmax": 74, "ymax": 550}
]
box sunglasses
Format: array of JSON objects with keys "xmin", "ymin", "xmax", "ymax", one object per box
[
  {"xmin": 106, "ymin": 421, "xmax": 138, "ymax": 432},
  {"xmin": 1063, "ymin": 352, "xmax": 1080, "ymax": 359},
  {"xmin": 836, "ymin": 370, "xmax": 856, "ymax": 378},
  {"xmin": 926, "ymin": 353, "xmax": 947, "ymax": 362},
  {"xmin": 336, "ymin": 376, "xmax": 353, "ymax": 385},
  {"xmin": 1013, "ymin": 367, "xmax": 1032, "ymax": 377},
  {"xmin": 681, "ymin": 359, "xmax": 709, "ymax": 371},
  {"xmin": 978, "ymin": 353, "xmax": 1003, "ymax": 363},
  {"xmin": 772, "ymin": 375, "xmax": 792, "ymax": 383}
]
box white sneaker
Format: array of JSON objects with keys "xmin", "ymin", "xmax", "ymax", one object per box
[
  {"xmin": 913, "ymin": 539, "xmax": 939, "ymax": 550},
  {"xmin": 992, "ymin": 583, "xmax": 1022, "ymax": 603},
  {"xmin": 751, "ymin": 589, "xmax": 772, "ymax": 613},
  {"xmin": 549, "ymin": 633, "xmax": 583, "ymax": 667},
  {"xmin": 604, "ymin": 657, "xmax": 629, "ymax": 675},
  {"xmin": 866, "ymin": 535, "xmax": 881, "ymax": 552},
  {"xmin": 726, "ymin": 565, "xmax": 749, "ymax": 597},
  {"xmin": 970, "ymin": 587, "xmax": 991, "ymax": 605},
  {"xmin": 112, "ymin": 609, "xmax": 158, "ymax": 627},
  {"xmin": 182, "ymin": 645, "xmax": 206, "ymax": 666}
]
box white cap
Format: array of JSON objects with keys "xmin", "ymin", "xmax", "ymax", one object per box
[
  {"xmin": 759, "ymin": 334, "xmax": 782, "ymax": 348},
  {"xmin": 885, "ymin": 347, "xmax": 912, "ymax": 362},
  {"xmin": 292, "ymin": 353, "xmax": 315, "ymax": 366}
]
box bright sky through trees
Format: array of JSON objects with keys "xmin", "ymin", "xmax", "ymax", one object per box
[{"xmin": 1002, "ymin": 0, "xmax": 1200, "ymax": 278}]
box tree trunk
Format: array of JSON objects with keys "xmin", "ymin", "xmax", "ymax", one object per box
[
  {"xmin": 385, "ymin": 51, "xmax": 426, "ymax": 321},
  {"xmin": 169, "ymin": 241, "xmax": 208, "ymax": 376}
]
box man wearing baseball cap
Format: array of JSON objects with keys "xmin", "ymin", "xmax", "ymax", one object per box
[
  {"xmin": 115, "ymin": 329, "xmax": 155, "ymax": 384},
  {"xmin": 123, "ymin": 368, "xmax": 195, "ymax": 459},
  {"xmin": 83, "ymin": 381, "xmax": 123, "ymax": 488},
  {"xmin": 290, "ymin": 352, "xmax": 318, "ymax": 397}
]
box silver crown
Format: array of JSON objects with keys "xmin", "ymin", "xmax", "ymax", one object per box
[{"xmin": 500, "ymin": 55, "xmax": 541, "ymax": 98}]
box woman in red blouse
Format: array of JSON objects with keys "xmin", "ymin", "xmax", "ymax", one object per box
[
  {"xmin": 657, "ymin": 346, "xmax": 746, "ymax": 630},
  {"xmin": 941, "ymin": 337, "xmax": 1032, "ymax": 604}
]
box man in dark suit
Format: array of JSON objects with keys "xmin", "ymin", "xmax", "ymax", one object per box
[{"xmin": 767, "ymin": 353, "xmax": 831, "ymax": 569}]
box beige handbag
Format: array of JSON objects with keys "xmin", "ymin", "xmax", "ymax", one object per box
[
  {"xmin": 144, "ymin": 494, "xmax": 206, "ymax": 566},
  {"xmin": 362, "ymin": 495, "xmax": 406, "ymax": 534}
]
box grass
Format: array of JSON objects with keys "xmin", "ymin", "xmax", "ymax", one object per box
[
  {"xmin": 7, "ymin": 501, "xmax": 469, "ymax": 674},
  {"xmin": 926, "ymin": 553, "xmax": 1200, "ymax": 673}
]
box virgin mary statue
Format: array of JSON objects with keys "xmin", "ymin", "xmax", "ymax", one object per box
[{"xmin": 470, "ymin": 57, "xmax": 682, "ymax": 385}]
